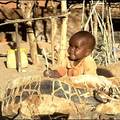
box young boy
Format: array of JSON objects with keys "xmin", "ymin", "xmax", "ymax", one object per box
[{"xmin": 44, "ymin": 31, "xmax": 97, "ymax": 78}]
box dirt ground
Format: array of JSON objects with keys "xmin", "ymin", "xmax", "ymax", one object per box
[{"xmin": 0, "ymin": 41, "xmax": 120, "ymax": 100}]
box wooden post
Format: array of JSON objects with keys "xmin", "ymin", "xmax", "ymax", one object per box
[
  {"xmin": 27, "ymin": 25, "xmax": 39, "ymax": 64},
  {"xmin": 15, "ymin": 22, "xmax": 21, "ymax": 72},
  {"xmin": 59, "ymin": 1, "xmax": 68, "ymax": 66},
  {"xmin": 50, "ymin": 1, "xmax": 57, "ymax": 66}
]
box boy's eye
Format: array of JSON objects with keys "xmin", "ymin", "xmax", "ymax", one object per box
[
  {"xmin": 76, "ymin": 47, "xmax": 79, "ymax": 50},
  {"xmin": 75, "ymin": 46, "xmax": 79, "ymax": 49},
  {"xmin": 69, "ymin": 44, "xmax": 74, "ymax": 48},
  {"xmin": 69, "ymin": 44, "xmax": 72, "ymax": 47}
]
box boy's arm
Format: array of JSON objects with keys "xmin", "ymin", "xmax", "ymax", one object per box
[{"xmin": 44, "ymin": 66, "xmax": 67, "ymax": 78}]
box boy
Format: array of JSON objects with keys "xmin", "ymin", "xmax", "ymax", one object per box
[{"xmin": 44, "ymin": 31, "xmax": 97, "ymax": 78}]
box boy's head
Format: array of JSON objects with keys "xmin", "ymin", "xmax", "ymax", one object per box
[{"xmin": 68, "ymin": 31, "xmax": 96, "ymax": 61}]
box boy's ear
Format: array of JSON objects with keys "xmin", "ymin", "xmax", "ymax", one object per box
[{"xmin": 85, "ymin": 49, "xmax": 91, "ymax": 57}]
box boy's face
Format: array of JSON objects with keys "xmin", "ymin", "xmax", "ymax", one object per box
[{"xmin": 68, "ymin": 38, "xmax": 91, "ymax": 61}]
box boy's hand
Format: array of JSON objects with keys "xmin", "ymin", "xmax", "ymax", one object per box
[
  {"xmin": 43, "ymin": 69, "xmax": 52, "ymax": 77},
  {"xmin": 43, "ymin": 69, "xmax": 61, "ymax": 78}
]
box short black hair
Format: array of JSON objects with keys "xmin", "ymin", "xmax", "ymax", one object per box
[{"xmin": 70, "ymin": 31, "xmax": 96, "ymax": 51}]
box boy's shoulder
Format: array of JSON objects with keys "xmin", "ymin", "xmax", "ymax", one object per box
[
  {"xmin": 85, "ymin": 55, "xmax": 95, "ymax": 62},
  {"xmin": 84, "ymin": 55, "xmax": 97, "ymax": 68}
]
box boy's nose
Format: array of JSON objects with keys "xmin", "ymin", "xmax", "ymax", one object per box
[{"xmin": 70, "ymin": 47, "xmax": 75, "ymax": 52}]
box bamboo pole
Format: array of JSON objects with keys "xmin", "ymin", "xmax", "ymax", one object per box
[
  {"xmin": 59, "ymin": 1, "xmax": 68, "ymax": 66},
  {"xmin": 15, "ymin": 22, "xmax": 21, "ymax": 72}
]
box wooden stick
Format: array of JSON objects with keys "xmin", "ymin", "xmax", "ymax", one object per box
[
  {"xmin": 109, "ymin": 7, "xmax": 118, "ymax": 62},
  {"xmin": 93, "ymin": 1, "xmax": 98, "ymax": 42},
  {"xmin": 51, "ymin": 17, "xmax": 57, "ymax": 66},
  {"xmin": 15, "ymin": 23, "xmax": 21, "ymax": 72},
  {"xmin": 106, "ymin": 4, "xmax": 112, "ymax": 64},
  {"xmin": 103, "ymin": 30, "xmax": 108, "ymax": 65},
  {"xmin": 102, "ymin": 0, "xmax": 105, "ymax": 20},
  {"xmin": 0, "ymin": 13, "xmax": 70, "ymax": 27},
  {"xmin": 90, "ymin": 1, "xmax": 94, "ymax": 34},
  {"xmin": 84, "ymin": 1, "xmax": 99, "ymax": 31},
  {"xmin": 95, "ymin": 10, "xmax": 103, "ymax": 34},
  {"xmin": 107, "ymin": 5, "xmax": 112, "ymax": 64}
]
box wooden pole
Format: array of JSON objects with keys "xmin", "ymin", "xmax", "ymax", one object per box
[
  {"xmin": 0, "ymin": 13, "xmax": 70, "ymax": 27},
  {"xmin": 51, "ymin": 17, "xmax": 57, "ymax": 66},
  {"xmin": 106, "ymin": 4, "xmax": 112, "ymax": 64},
  {"xmin": 102, "ymin": 0, "xmax": 105, "ymax": 20},
  {"xmin": 15, "ymin": 22, "xmax": 21, "ymax": 72},
  {"xmin": 59, "ymin": 1, "xmax": 68, "ymax": 66},
  {"xmin": 90, "ymin": 1, "xmax": 94, "ymax": 34},
  {"xmin": 19, "ymin": 1, "xmax": 39, "ymax": 65},
  {"xmin": 27, "ymin": 25, "xmax": 39, "ymax": 64},
  {"xmin": 81, "ymin": 0, "xmax": 85, "ymax": 30},
  {"xmin": 50, "ymin": 1, "xmax": 57, "ymax": 66},
  {"xmin": 109, "ymin": 6, "xmax": 118, "ymax": 62}
]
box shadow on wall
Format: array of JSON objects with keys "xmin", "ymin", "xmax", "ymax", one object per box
[{"xmin": 97, "ymin": 68, "xmax": 114, "ymax": 78}]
